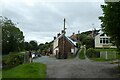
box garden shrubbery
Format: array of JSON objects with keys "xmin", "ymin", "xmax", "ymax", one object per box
[
  {"xmin": 86, "ymin": 48, "xmax": 100, "ymax": 58},
  {"xmin": 2, "ymin": 52, "xmax": 25, "ymax": 69},
  {"xmin": 79, "ymin": 48, "xmax": 85, "ymax": 59}
]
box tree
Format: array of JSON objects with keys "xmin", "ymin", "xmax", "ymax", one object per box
[
  {"xmin": 99, "ymin": 2, "xmax": 120, "ymax": 51},
  {"xmin": 76, "ymin": 32, "xmax": 94, "ymax": 49},
  {"xmin": 1, "ymin": 17, "xmax": 24, "ymax": 54},
  {"xmin": 82, "ymin": 37, "xmax": 94, "ymax": 49},
  {"xmin": 29, "ymin": 40, "xmax": 38, "ymax": 51},
  {"xmin": 24, "ymin": 41, "xmax": 32, "ymax": 51}
]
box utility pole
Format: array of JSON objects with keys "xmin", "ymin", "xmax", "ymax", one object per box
[
  {"xmin": 78, "ymin": 30, "xmax": 80, "ymax": 48},
  {"xmin": 92, "ymin": 24, "xmax": 95, "ymax": 48},
  {"xmin": 62, "ymin": 18, "xmax": 66, "ymax": 59},
  {"xmin": 64, "ymin": 18, "xmax": 66, "ymax": 33}
]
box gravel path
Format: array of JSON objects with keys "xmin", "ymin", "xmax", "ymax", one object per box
[{"xmin": 33, "ymin": 56, "xmax": 118, "ymax": 78}]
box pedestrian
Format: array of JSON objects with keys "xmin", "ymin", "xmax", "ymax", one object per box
[{"xmin": 29, "ymin": 51, "xmax": 32, "ymax": 63}]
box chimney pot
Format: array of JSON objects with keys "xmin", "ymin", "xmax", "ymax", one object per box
[
  {"xmin": 57, "ymin": 33, "xmax": 61, "ymax": 37},
  {"xmin": 54, "ymin": 36, "xmax": 56, "ymax": 40},
  {"xmin": 73, "ymin": 33, "xmax": 75, "ymax": 35},
  {"xmin": 61, "ymin": 30, "xmax": 65, "ymax": 34}
]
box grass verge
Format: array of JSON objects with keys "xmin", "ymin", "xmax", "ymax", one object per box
[
  {"xmin": 95, "ymin": 48, "xmax": 117, "ymax": 51},
  {"xmin": 2, "ymin": 62, "xmax": 46, "ymax": 78},
  {"xmin": 90, "ymin": 58, "xmax": 111, "ymax": 62},
  {"xmin": 79, "ymin": 48, "xmax": 85, "ymax": 59},
  {"xmin": 0, "ymin": 70, "xmax": 1, "ymax": 79}
]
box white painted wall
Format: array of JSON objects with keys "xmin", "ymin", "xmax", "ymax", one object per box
[
  {"xmin": 53, "ymin": 48, "xmax": 59, "ymax": 56},
  {"xmin": 53, "ymin": 39, "xmax": 59, "ymax": 55}
]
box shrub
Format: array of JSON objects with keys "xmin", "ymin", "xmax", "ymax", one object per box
[
  {"xmin": 2, "ymin": 52, "xmax": 25, "ymax": 69},
  {"xmin": 79, "ymin": 48, "xmax": 85, "ymax": 59},
  {"xmin": 86, "ymin": 48, "xmax": 100, "ymax": 58}
]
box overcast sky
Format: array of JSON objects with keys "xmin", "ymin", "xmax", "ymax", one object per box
[{"xmin": 1, "ymin": 0, "xmax": 105, "ymax": 44}]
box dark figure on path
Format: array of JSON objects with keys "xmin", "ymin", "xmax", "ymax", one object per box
[{"xmin": 29, "ymin": 51, "xmax": 32, "ymax": 63}]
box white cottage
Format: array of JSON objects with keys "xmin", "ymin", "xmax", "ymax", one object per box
[{"xmin": 95, "ymin": 31, "xmax": 116, "ymax": 48}]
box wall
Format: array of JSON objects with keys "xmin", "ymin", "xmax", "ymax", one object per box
[
  {"xmin": 53, "ymin": 39, "xmax": 59, "ymax": 55},
  {"xmin": 58, "ymin": 36, "xmax": 75, "ymax": 58}
]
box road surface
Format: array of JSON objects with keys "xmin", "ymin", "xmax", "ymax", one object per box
[{"xmin": 33, "ymin": 56, "xmax": 118, "ymax": 78}]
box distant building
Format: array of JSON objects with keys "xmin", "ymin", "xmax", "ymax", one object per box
[
  {"xmin": 95, "ymin": 30, "xmax": 116, "ymax": 48},
  {"xmin": 52, "ymin": 30, "xmax": 78, "ymax": 59},
  {"xmin": 70, "ymin": 33, "xmax": 78, "ymax": 41}
]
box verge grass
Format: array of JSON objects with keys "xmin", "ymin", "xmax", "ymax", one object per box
[{"xmin": 2, "ymin": 62, "xmax": 46, "ymax": 78}]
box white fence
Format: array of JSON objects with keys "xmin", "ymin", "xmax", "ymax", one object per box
[{"xmin": 100, "ymin": 51, "xmax": 117, "ymax": 60}]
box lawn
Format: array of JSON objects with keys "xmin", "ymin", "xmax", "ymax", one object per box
[
  {"xmin": 79, "ymin": 48, "xmax": 85, "ymax": 59},
  {"xmin": 2, "ymin": 62, "xmax": 46, "ymax": 78}
]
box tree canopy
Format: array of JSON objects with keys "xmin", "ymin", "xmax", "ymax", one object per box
[
  {"xmin": 29, "ymin": 40, "xmax": 38, "ymax": 51},
  {"xmin": 1, "ymin": 17, "xmax": 24, "ymax": 54},
  {"xmin": 99, "ymin": 2, "xmax": 120, "ymax": 50}
]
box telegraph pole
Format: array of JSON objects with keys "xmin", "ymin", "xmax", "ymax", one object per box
[
  {"xmin": 64, "ymin": 18, "xmax": 66, "ymax": 33},
  {"xmin": 63, "ymin": 18, "xmax": 66, "ymax": 59}
]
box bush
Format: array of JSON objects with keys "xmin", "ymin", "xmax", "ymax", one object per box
[
  {"xmin": 79, "ymin": 48, "xmax": 85, "ymax": 59},
  {"xmin": 2, "ymin": 52, "xmax": 25, "ymax": 69},
  {"xmin": 86, "ymin": 48, "xmax": 100, "ymax": 58}
]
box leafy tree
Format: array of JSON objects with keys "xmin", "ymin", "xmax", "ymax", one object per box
[
  {"xmin": 0, "ymin": 24, "xmax": 2, "ymax": 53},
  {"xmin": 29, "ymin": 40, "xmax": 38, "ymax": 51},
  {"xmin": 77, "ymin": 33, "xmax": 94, "ymax": 49},
  {"xmin": 82, "ymin": 37, "xmax": 94, "ymax": 49},
  {"xmin": 1, "ymin": 17, "xmax": 24, "ymax": 54},
  {"xmin": 38, "ymin": 41, "xmax": 53, "ymax": 54},
  {"xmin": 99, "ymin": 2, "xmax": 120, "ymax": 51},
  {"xmin": 24, "ymin": 42, "xmax": 32, "ymax": 51}
]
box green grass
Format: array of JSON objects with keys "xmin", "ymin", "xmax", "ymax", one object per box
[
  {"xmin": 79, "ymin": 48, "xmax": 85, "ymax": 59},
  {"xmin": 90, "ymin": 54, "xmax": 120, "ymax": 62},
  {"xmin": 2, "ymin": 62, "xmax": 46, "ymax": 78},
  {"xmin": 0, "ymin": 69, "xmax": 2, "ymax": 79},
  {"xmin": 90, "ymin": 58, "xmax": 110, "ymax": 62},
  {"xmin": 95, "ymin": 48, "xmax": 117, "ymax": 51},
  {"xmin": 116, "ymin": 53, "xmax": 120, "ymax": 59}
]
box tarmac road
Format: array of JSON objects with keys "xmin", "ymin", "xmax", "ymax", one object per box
[{"xmin": 33, "ymin": 56, "xmax": 118, "ymax": 78}]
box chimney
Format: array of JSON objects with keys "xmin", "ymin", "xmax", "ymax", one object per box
[
  {"xmin": 57, "ymin": 33, "xmax": 61, "ymax": 37},
  {"xmin": 61, "ymin": 30, "xmax": 65, "ymax": 34},
  {"xmin": 72, "ymin": 33, "xmax": 75, "ymax": 35},
  {"xmin": 54, "ymin": 36, "xmax": 56, "ymax": 40}
]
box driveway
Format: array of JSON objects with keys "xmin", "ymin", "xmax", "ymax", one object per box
[{"xmin": 33, "ymin": 56, "xmax": 118, "ymax": 78}]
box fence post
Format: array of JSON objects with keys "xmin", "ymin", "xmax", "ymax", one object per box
[{"xmin": 106, "ymin": 51, "xmax": 108, "ymax": 60}]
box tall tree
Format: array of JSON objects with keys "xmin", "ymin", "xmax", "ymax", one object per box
[
  {"xmin": 99, "ymin": 2, "xmax": 120, "ymax": 51},
  {"xmin": 1, "ymin": 17, "xmax": 24, "ymax": 54}
]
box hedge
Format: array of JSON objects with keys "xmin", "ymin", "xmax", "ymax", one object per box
[
  {"xmin": 86, "ymin": 48, "xmax": 100, "ymax": 58},
  {"xmin": 2, "ymin": 52, "xmax": 25, "ymax": 69}
]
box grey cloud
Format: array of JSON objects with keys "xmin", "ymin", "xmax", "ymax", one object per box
[{"xmin": 2, "ymin": 1, "xmax": 105, "ymax": 43}]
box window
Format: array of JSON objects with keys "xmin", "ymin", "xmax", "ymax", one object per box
[
  {"xmin": 103, "ymin": 38, "xmax": 105, "ymax": 43},
  {"xmin": 106, "ymin": 38, "xmax": 108, "ymax": 44},
  {"xmin": 100, "ymin": 38, "xmax": 109, "ymax": 44},
  {"xmin": 71, "ymin": 48, "xmax": 74, "ymax": 53},
  {"xmin": 100, "ymin": 38, "xmax": 102, "ymax": 43}
]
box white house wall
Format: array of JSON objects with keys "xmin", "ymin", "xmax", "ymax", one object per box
[
  {"xmin": 74, "ymin": 47, "xmax": 78, "ymax": 54},
  {"xmin": 53, "ymin": 39, "xmax": 59, "ymax": 56},
  {"xmin": 53, "ymin": 48, "xmax": 59, "ymax": 56},
  {"xmin": 53, "ymin": 39, "xmax": 58, "ymax": 49}
]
